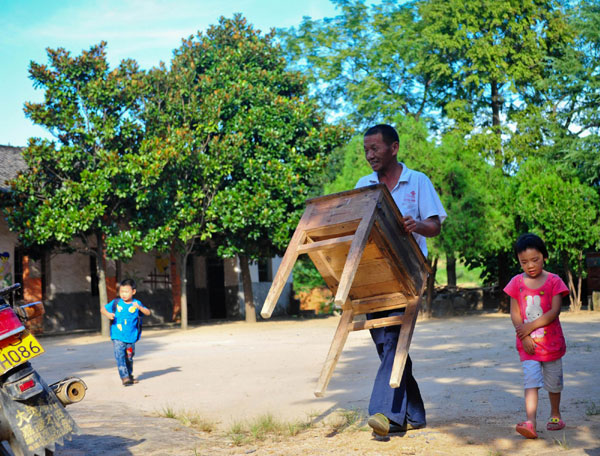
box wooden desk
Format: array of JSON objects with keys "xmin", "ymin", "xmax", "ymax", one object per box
[{"xmin": 261, "ymin": 184, "xmax": 431, "ymax": 396}]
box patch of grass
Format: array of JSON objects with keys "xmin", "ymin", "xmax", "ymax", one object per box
[
  {"xmin": 249, "ymin": 413, "xmax": 284, "ymax": 441},
  {"xmin": 227, "ymin": 420, "xmax": 248, "ymax": 446},
  {"xmin": 225, "ymin": 413, "xmax": 315, "ymax": 445},
  {"xmin": 156, "ymin": 407, "xmax": 215, "ymax": 433},
  {"xmin": 586, "ymin": 401, "xmax": 600, "ymax": 416},
  {"xmin": 435, "ymin": 258, "xmax": 485, "ymax": 288},
  {"xmin": 325, "ymin": 408, "xmax": 366, "ymax": 436},
  {"xmin": 287, "ymin": 416, "xmax": 314, "ymax": 436},
  {"xmin": 179, "ymin": 412, "xmax": 215, "ymax": 433},
  {"xmin": 553, "ymin": 432, "xmax": 570, "ymax": 450},
  {"xmin": 338, "ymin": 408, "xmax": 364, "ymax": 431},
  {"xmin": 159, "ymin": 405, "xmax": 177, "ymax": 419}
]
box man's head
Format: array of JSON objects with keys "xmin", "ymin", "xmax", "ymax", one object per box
[
  {"xmin": 363, "ymin": 124, "xmax": 399, "ymax": 173},
  {"xmin": 364, "ymin": 124, "xmax": 399, "ymax": 146}
]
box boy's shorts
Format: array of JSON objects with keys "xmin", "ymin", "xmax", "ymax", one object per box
[{"xmin": 522, "ymin": 359, "xmax": 563, "ymax": 393}]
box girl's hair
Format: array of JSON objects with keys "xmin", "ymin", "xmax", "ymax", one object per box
[{"xmin": 514, "ymin": 233, "xmax": 548, "ymax": 260}]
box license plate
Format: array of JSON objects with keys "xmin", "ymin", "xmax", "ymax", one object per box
[{"xmin": 0, "ymin": 331, "xmax": 45, "ymax": 375}]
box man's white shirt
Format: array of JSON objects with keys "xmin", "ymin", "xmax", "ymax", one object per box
[{"xmin": 355, "ymin": 162, "xmax": 446, "ymax": 257}]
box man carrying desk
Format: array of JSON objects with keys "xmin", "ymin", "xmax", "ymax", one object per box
[{"xmin": 355, "ymin": 124, "xmax": 446, "ymax": 436}]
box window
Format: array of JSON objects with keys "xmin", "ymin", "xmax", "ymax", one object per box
[{"xmin": 258, "ymin": 259, "xmax": 272, "ymax": 282}]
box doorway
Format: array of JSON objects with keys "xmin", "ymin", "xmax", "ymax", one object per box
[{"xmin": 206, "ymin": 257, "xmax": 227, "ymax": 319}]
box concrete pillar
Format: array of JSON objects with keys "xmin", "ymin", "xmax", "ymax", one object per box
[{"xmin": 593, "ymin": 291, "xmax": 600, "ymax": 312}]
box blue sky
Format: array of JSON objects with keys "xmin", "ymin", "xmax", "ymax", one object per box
[{"xmin": 0, "ymin": 0, "xmax": 340, "ymax": 147}]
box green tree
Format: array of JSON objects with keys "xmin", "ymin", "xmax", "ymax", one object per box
[
  {"xmin": 281, "ymin": 1, "xmax": 594, "ymax": 299},
  {"xmin": 130, "ymin": 131, "xmax": 237, "ymax": 329},
  {"xmin": 422, "ymin": 134, "xmax": 502, "ymax": 286},
  {"xmin": 392, "ymin": 117, "xmax": 510, "ymax": 311},
  {"xmin": 416, "ymin": 0, "xmax": 574, "ymax": 162},
  {"xmin": 324, "ymin": 116, "xmax": 501, "ymax": 313},
  {"xmin": 2, "ymin": 42, "xmax": 152, "ymax": 336},
  {"xmin": 280, "ymin": 0, "xmax": 441, "ymax": 127},
  {"xmin": 282, "ymin": 1, "xmax": 573, "ymax": 141},
  {"xmin": 514, "ymin": 159, "xmax": 600, "ymax": 310},
  {"xmin": 140, "ymin": 28, "xmax": 245, "ymax": 329},
  {"xmin": 142, "ymin": 15, "xmax": 348, "ymax": 325},
  {"xmin": 323, "ymin": 135, "xmax": 371, "ymax": 194},
  {"xmin": 512, "ymin": 0, "xmax": 600, "ymax": 186}
]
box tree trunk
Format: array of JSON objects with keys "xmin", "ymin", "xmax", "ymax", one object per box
[
  {"xmin": 239, "ymin": 255, "xmax": 256, "ymax": 323},
  {"xmin": 491, "ymin": 79, "xmax": 502, "ymax": 167},
  {"xmin": 96, "ymin": 233, "xmax": 110, "ymax": 337},
  {"xmin": 425, "ymin": 256, "xmax": 438, "ymax": 319},
  {"xmin": 446, "ymin": 254, "xmax": 457, "ymax": 290},
  {"xmin": 564, "ymin": 255, "xmax": 581, "ymax": 312},
  {"xmin": 577, "ymin": 273, "xmax": 582, "ymax": 311},
  {"xmin": 497, "ymin": 251, "xmax": 511, "ymax": 313},
  {"xmin": 491, "ymin": 79, "xmax": 510, "ymax": 311},
  {"xmin": 576, "ymin": 251, "xmax": 583, "ymax": 311},
  {"xmin": 179, "ymin": 253, "xmax": 189, "ymax": 330},
  {"xmin": 566, "ymin": 267, "xmax": 576, "ymax": 311}
]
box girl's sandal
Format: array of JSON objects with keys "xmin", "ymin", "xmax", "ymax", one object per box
[
  {"xmin": 516, "ymin": 421, "xmax": 538, "ymax": 439},
  {"xmin": 547, "ymin": 417, "xmax": 565, "ymax": 431}
]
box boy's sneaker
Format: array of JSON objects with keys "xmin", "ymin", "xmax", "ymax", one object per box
[
  {"xmin": 129, "ymin": 375, "xmax": 139, "ymax": 384},
  {"xmin": 122, "ymin": 377, "xmax": 133, "ymax": 386}
]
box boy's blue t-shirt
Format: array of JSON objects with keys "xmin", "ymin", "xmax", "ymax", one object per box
[{"xmin": 105, "ymin": 298, "xmax": 146, "ymax": 343}]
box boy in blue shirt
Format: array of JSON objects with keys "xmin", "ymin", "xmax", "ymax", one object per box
[{"xmin": 101, "ymin": 279, "xmax": 151, "ymax": 386}]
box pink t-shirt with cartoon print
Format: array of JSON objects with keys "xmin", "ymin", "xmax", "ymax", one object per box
[{"xmin": 504, "ymin": 273, "xmax": 569, "ymax": 362}]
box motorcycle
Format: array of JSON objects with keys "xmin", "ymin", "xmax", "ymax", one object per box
[{"xmin": 0, "ymin": 283, "xmax": 86, "ymax": 456}]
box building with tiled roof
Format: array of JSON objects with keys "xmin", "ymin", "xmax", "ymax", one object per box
[
  {"xmin": 0, "ymin": 145, "xmax": 27, "ymax": 190},
  {"xmin": 0, "ymin": 144, "xmax": 291, "ymax": 333}
]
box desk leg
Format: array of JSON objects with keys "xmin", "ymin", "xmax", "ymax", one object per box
[
  {"xmin": 314, "ymin": 309, "xmax": 353, "ymax": 397},
  {"xmin": 389, "ymin": 296, "xmax": 421, "ymax": 388}
]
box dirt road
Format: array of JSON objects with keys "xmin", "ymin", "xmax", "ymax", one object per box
[{"xmin": 31, "ymin": 312, "xmax": 600, "ymax": 455}]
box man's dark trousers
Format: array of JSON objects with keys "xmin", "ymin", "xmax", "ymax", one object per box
[{"xmin": 367, "ymin": 310, "xmax": 426, "ymax": 427}]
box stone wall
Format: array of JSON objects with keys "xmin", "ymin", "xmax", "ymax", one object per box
[{"xmin": 430, "ymin": 286, "xmax": 503, "ymax": 317}]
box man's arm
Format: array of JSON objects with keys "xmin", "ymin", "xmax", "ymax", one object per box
[{"xmin": 402, "ymin": 215, "xmax": 441, "ymax": 237}]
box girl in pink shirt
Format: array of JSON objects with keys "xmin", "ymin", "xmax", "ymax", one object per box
[{"xmin": 504, "ymin": 233, "xmax": 569, "ymax": 439}]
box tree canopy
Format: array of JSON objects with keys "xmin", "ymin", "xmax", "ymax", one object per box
[
  {"xmin": 281, "ymin": 0, "xmax": 600, "ymax": 305},
  {"xmin": 2, "ymin": 42, "xmax": 157, "ymax": 335},
  {"xmin": 140, "ymin": 15, "xmax": 349, "ymax": 324}
]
